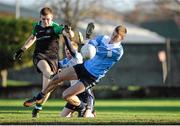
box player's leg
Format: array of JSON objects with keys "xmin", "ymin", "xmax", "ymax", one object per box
[
  {"xmin": 42, "ymin": 66, "xmax": 78, "ymax": 94},
  {"xmin": 62, "ymin": 81, "xmax": 86, "ymax": 117},
  {"xmin": 61, "ymin": 106, "xmax": 74, "ymax": 117},
  {"xmin": 37, "ymin": 60, "xmax": 54, "ymax": 79},
  {"xmin": 24, "ymin": 59, "xmax": 55, "ymax": 105},
  {"xmin": 32, "ymin": 60, "xmax": 53, "ymax": 117},
  {"xmin": 35, "ymin": 66, "xmax": 78, "ymax": 104},
  {"xmin": 83, "ymin": 89, "xmax": 96, "ymax": 117},
  {"xmin": 32, "ymin": 75, "xmax": 52, "ymax": 117},
  {"xmin": 25, "ymin": 60, "xmax": 54, "ymax": 117},
  {"xmin": 41, "ymin": 75, "xmax": 51, "ymax": 104}
]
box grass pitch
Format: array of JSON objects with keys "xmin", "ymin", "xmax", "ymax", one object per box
[{"xmin": 0, "ymin": 98, "xmax": 180, "ymax": 125}]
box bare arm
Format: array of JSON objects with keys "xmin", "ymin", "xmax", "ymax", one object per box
[
  {"xmin": 21, "ymin": 34, "xmax": 36, "ymax": 51},
  {"xmin": 13, "ymin": 34, "xmax": 36, "ymax": 60}
]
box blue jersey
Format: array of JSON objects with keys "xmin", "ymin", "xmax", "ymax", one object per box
[
  {"xmin": 59, "ymin": 52, "xmax": 83, "ymax": 68},
  {"xmin": 84, "ymin": 35, "xmax": 124, "ymax": 80}
]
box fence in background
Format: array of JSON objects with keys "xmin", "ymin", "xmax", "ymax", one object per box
[{"xmin": 8, "ymin": 39, "xmax": 180, "ymax": 87}]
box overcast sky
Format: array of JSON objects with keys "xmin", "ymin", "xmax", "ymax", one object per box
[{"xmin": 0, "ymin": 0, "xmax": 155, "ymax": 12}]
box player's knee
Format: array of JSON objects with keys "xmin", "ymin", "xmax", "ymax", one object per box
[{"xmin": 62, "ymin": 91, "xmax": 69, "ymax": 100}]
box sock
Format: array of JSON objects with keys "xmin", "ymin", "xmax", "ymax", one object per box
[
  {"xmin": 77, "ymin": 102, "xmax": 86, "ymax": 117},
  {"xmin": 36, "ymin": 92, "xmax": 45, "ymax": 100},
  {"xmin": 35, "ymin": 103, "xmax": 42, "ymax": 110},
  {"xmin": 77, "ymin": 101, "xmax": 86, "ymax": 110}
]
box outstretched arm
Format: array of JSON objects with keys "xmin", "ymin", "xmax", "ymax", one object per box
[
  {"xmin": 63, "ymin": 35, "xmax": 76, "ymax": 57},
  {"xmin": 21, "ymin": 34, "xmax": 36, "ymax": 51},
  {"xmin": 13, "ymin": 34, "xmax": 36, "ymax": 60}
]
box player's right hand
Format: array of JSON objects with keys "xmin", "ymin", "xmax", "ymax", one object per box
[
  {"xmin": 86, "ymin": 22, "xmax": 95, "ymax": 39},
  {"xmin": 13, "ymin": 49, "xmax": 24, "ymax": 61}
]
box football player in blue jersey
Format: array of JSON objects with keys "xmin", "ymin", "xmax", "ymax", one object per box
[
  {"xmin": 59, "ymin": 35, "xmax": 95, "ymax": 117},
  {"xmin": 59, "ymin": 23, "xmax": 96, "ymax": 117},
  {"xmin": 26, "ymin": 25, "xmax": 127, "ymax": 117}
]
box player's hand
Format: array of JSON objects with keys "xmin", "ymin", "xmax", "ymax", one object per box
[
  {"xmin": 64, "ymin": 25, "xmax": 71, "ymax": 33},
  {"xmin": 13, "ymin": 49, "xmax": 24, "ymax": 61},
  {"xmin": 63, "ymin": 29, "xmax": 74, "ymax": 39},
  {"xmin": 86, "ymin": 22, "xmax": 95, "ymax": 39}
]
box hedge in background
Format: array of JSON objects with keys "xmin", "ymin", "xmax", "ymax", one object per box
[{"xmin": 0, "ymin": 17, "xmax": 34, "ymax": 70}]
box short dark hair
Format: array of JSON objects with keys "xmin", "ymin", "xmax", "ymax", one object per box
[{"xmin": 40, "ymin": 7, "xmax": 53, "ymax": 16}]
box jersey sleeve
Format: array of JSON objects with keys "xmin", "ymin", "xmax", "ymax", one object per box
[
  {"xmin": 63, "ymin": 35, "xmax": 76, "ymax": 57},
  {"xmin": 107, "ymin": 46, "xmax": 124, "ymax": 61},
  {"xmin": 88, "ymin": 35, "xmax": 104, "ymax": 47},
  {"xmin": 96, "ymin": 45, "xmax": 124, "ymax": 61},
  {"xmin": 31, "ymin": 22, "xmax": 38, "ymax": 36},
  {"xmin": 58, "ymin": 58, "xmax": 67, "ymax": 68},
  {"xmin": 53, "ymin": 22, "xmax": 64, "ymax": 35},
  {"xmin": 114, "ymin": 46, "xmax": 124, "ymax": 61}
]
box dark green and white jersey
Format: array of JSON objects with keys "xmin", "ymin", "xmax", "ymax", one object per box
[{"xmin": 32, "ymin": 21, "xmax": 63, "ymax": 59}]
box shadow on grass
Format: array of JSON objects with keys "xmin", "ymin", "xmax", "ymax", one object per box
[
  {"xmin": 2, "ymin": 121, "xmax": 180, "ymax": 125},
  {"xmin": 0, "ymin": 111, "xmax": 30, "ymax": 114},
  {"xmin": 0, "ymin": 105, "xmax": 180, "ymax": 112}
]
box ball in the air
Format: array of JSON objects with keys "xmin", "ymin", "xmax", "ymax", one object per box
[{"xmin": 80, "ymin": 44, "xmax": 96, "ymax": 59}]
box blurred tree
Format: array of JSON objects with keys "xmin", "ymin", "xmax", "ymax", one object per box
[
  {"xmin": 0, "ymin": 17, "xmax": 34, "ymax": 87},
  {"xmin": 47, "ymin": 0, "xmax": 102, "ymax": 29},
  {"xmin": 44, "ymin": 0, "xmax": 103, "ymax": 58},
  {"xmin": 125, "ymin": 0, "xmax": 180, "ymax": 24}
]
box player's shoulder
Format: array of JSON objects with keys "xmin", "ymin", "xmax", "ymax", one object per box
[
  {"xmin": 32, "ymin": 21, "xmax": 39, "ymax": 27},
  {"xmin": 95, "ymin": 35, "xmax": 110, "ymax": 45},
  {"xmin": 52, "ymin": 21, "xmax": 64, "ymax": 34},
  {"xmin": 52, "ymin": 21, "xmax": 63, "ymax": 28},
  {"xmin": 95, "ymin": 35, "xmax": 109, "ymax": 40},
  {"xmin": 32, "ymin": 21, "xmax": 42, "ymax": 32}
]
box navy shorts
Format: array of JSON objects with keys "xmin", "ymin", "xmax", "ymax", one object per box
[{"xmin": 73, "ymin": 63, "xmax": 97, "ymax": 90}]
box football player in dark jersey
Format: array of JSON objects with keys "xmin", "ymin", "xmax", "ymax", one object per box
[{"xmin": 13, "ymin": 7, "xmax": 74, "ymax": 118}]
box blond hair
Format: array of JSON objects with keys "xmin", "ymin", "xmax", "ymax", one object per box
[{"xmin": 115, "ymin": 25, "xmax": 127, "ymax": 39}]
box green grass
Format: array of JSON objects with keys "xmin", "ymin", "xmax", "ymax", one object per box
[
  {"xmin": 7, "ymin": 80, "xmax": 31, "ymax": 86},
  {"xmin": 0, "ymin": 98, "xmax": 180, "ymax": 125}
]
